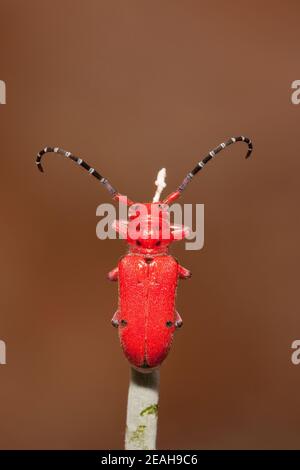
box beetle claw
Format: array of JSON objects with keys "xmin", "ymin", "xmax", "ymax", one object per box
[
  {"xmin": 111, "ymin": 311, "xmax": 120, "ymax": 328},
  {"xmin": 175, "ymin": 310, "xmax": 183, "ymax": 329}
]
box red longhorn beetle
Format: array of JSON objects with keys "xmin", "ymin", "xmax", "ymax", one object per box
[{"xmin": 36, "ymin": 136, "xmax": 252, "ymax": 371}]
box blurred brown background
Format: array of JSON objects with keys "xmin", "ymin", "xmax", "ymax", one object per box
[{"xmin": 0, "ymin": 0, "xmax": 299, "ymax": 449}]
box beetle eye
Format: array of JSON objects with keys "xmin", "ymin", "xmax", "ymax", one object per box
[
  {"xmin": 155, "ymin": 240, "xmax": 161, "ymax": 246},
  {"xmin": 136, "ymin": 240, "xmax": 142, "ymax": 246}
]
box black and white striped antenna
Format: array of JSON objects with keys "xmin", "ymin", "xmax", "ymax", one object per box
[
  {"xmin": 36, "ymin": 146, "xmax": 132, "ymax": 203},
  {"xmin": 163, "ymin": 136, "xmax": 253, "ymax": 204}
]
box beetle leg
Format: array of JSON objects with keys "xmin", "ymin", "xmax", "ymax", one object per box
[
  {"xmin": 178, "ymin": 264, "xmax": 192, "ymax": 279},
  {"xmin": 171, "ymin": 224, "xmax": 190, "ymax": 241},
  {"xmin": 175, "ymin": 311, "xmax": 183, "ymax": 328},
  {"xmin": 111, "ymin": 311, "xmax": 120, "ymax": 328},
  {"xmin": 107, "ymin": 267, "xmax": 119, "ymax": 281}
]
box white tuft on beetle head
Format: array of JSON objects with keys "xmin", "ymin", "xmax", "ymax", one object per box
[{"xmin": 153, "ymin": 168, "xmax": 167, "ymax": 203}]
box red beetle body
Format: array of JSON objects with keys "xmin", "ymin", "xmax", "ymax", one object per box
[
  {"xmin": 117, "ymin": 254, "xmax": 179, "ymax": 370},
  {"xmin": 109, "ymin": 202, "xmax": 191, "ymax": 371}
]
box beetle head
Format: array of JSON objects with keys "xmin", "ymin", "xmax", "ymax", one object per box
[{"xmin": 113, "ymin": 202, "xmax": 189, "ymax": 255}]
